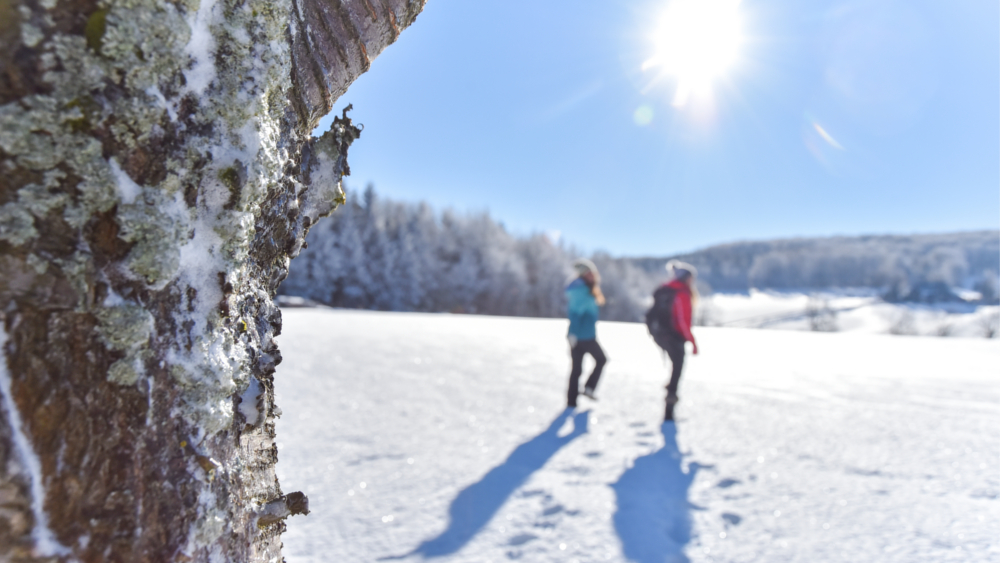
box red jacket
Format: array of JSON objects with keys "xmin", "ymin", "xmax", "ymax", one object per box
[{"xmin": 665, "ymin": 279, "xmax": 695, "ymax": 343}]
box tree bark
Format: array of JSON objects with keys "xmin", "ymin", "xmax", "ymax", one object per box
[{"xmin": 0, "ymin": 0, "xmax": 424, "ymax": 560}]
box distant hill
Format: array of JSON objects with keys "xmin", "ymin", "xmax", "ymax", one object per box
[{"xmin": 630, "ymin": 231, "xmax": 999, "ymax": 298}]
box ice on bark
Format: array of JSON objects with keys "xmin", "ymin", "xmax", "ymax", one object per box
[{"xmin": 0, "ymin": 327, "xmax": 71, "ymax": 557}]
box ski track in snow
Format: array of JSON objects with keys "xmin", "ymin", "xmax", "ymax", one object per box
[{"xmin": 274, "ymin": 309, "xmax": 1000, "ymax": 563}]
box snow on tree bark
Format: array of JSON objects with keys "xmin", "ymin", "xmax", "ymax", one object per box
[{"xmin": 0, "ymin": 0, "xmax": 424, "ymax": 561}]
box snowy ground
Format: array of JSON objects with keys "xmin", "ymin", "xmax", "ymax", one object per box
[
  {"xmin": 699, "ymin": 290, "xmax": 998, "ymax": 339},
  {"xmin": 274, "ymin": 309, "xmax": 999, "ymax": 563}
]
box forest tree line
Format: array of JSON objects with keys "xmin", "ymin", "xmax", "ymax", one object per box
[
  {"xmin": 281, "ymin": 186, "xmax": 1000, "ymax": 322},
  {"xmin": 634, "ymin": 230, "xmax": 999, "ymax": 298}
]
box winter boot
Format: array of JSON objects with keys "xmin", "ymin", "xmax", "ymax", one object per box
[
  {"xmin": 664, "ymin": 394, "xmax": 679, "ymax": 421},
  {"xmin": 582, "ymin": 387, "xmax": 598, "ymax": 401}
]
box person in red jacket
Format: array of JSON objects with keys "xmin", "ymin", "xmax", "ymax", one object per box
[{"xmin": 658, "ymin": 261, "xmax": 698, "ymax": 421}]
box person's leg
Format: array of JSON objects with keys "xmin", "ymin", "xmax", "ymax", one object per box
[
  {"xmin": 664, "ymin": 336, "xmax": 686, "ymax": 398},
  {"xmin": 664, "ymin": 336, "xmax": 686, "ymax": 420},
  {"xmin": 583, "ymin": 340, "xmax": 607, "ymax": 392},
  {"xmin": 567, "ymin": 342, "xmax": 586, "ymax": 407}
]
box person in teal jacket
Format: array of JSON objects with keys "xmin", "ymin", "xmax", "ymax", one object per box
[{"xmin": 565, "ymin": 258, "xmax": 607, "ymax": 408}]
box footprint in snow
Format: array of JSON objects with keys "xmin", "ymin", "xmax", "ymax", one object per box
[
  {"xmin": 846, "ymin": 467, "xmax": 882, "ymax": 477},
  {"xmin": 542, "ymin": 504, "xmax": 564, "ymax": 516},
  {"xmin": 721, "ymin": 513, "xmax": 742, "ymax": 526},
  {"xmin": 716, "ymin": 478, "xmax": 741, "ymax": 489},
  {"xmin": 507, "ymin": 533, "xmax": 537, "ymax": 546}
]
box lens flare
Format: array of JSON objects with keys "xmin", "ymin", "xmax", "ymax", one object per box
[
  {"xmin": 634, "ymin": 104, "xmax": 655, "ymax": 126},
  {"xmin": 813, "ymin": 123, "xmax": 844, "ymax": 150}
]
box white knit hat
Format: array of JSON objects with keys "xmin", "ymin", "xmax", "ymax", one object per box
[
  {"xmin": 666, "ymin": 259, "xmax": 697, "ymax": 280},
  {"xmin": 573, "ymin": 258, "xmax": 598, "ymax": 276}
]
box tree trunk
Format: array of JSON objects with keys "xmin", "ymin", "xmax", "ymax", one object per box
[{"xmin": 0, "ymin": 0, "xmax": 424, "ymax": 560}]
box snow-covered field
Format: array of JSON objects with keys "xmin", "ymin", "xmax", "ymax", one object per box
[
  {"xmin": 699, "ymin": 290, "xmax": 998, "ymax": 339},
  {"xmin": 274, "ymin": 309, "xmax": 999, "ymax": 563}
]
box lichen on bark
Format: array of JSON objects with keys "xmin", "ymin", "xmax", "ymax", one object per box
[{"xmin": 0, "ymin": 0, "xmax": 425, "ymax": 560}]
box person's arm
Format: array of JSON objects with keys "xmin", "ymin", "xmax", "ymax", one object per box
[
  {"xmin": 672, "ymin": 292, "xmax": 698, "ymax": 354},
  {"xmin": 585, "ymin": 292, "xmax": 600, "ymax": 319},
  {"xmin": 567, "ymin": 291, "xmax": 584, "ymax": 323},
  {"xmin": 566, "ymin": 289, "xmax": 585, "ymax": 344}
]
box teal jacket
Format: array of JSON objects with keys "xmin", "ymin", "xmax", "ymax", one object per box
[{"xmin": 566, "ymin": 278, "xmax": 599, "ymax": 340}]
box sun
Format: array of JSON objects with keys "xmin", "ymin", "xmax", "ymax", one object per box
[{"xmin": 643, "ymin": 0, "xmax": 744, "ymax": 107}]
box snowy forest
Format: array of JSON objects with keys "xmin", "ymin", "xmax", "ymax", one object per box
[
  {"xmin": 634, "ymin": 231, "xmax": 1000, "ymax": 298},
  {"xmin": 281, "ymin": 186, "xmax": 1000, "ymax": 322}
]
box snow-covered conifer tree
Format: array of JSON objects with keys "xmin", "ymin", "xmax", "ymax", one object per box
[{"xmin": 284, "ymin": 188, "xmax": 670, "ymax": 321}]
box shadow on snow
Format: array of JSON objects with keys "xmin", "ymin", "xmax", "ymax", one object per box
[
  {"xmin": 611, "ymin": 422, "xmax": 700, "ymax": 563},
  {"xmin": 388, "ymin": 408, "xmax": 589, "ymax": 559}
]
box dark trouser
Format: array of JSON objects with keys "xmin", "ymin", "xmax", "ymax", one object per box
[
  {"xmin": 663, "ymin": 333, "xmax": 686, "ymax": 397},
  {"xmin": 568, "ymin": 339, "xmax": 607, "ymax": 407}
]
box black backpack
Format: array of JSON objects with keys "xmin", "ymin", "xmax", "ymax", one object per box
[{"xmin": 645, "ymin": 285, "xmax": 678, "ymax": 349}]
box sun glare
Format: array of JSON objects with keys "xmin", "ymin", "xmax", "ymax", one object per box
[{"xmin": 643, "ymin": 0, "xmax": 743, "ymax": 107}]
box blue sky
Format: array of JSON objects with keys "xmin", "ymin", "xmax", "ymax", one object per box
[{"xmin": 315, "ymin": 0, "xmax": 999, "ymax": 257}]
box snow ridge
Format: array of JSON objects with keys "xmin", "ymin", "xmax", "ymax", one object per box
[{"xmin": 0, "ymin": 326, "xmax": 70, "ymax": 557}]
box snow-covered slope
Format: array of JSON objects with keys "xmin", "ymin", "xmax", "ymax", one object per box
[
  {"xmin": 274, "ymin": 309, "xmax": 999, "ymax": 562},
  {"xmin": 701, "ymin": 290, "xmax": 998, "ymax": 338}
]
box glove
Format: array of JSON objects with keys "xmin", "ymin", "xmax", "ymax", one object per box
[{"xmin": 568, "ymin": 335, "xmax": 578, "ymax": 348}]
